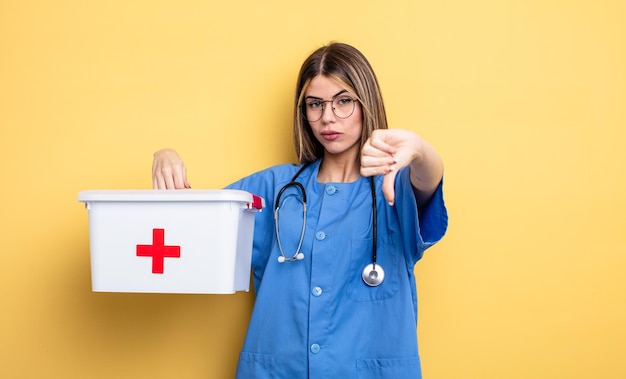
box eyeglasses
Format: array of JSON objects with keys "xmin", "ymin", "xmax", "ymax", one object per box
[{"xmin": 303, "ymin": 95, "xmax": 358, "ymax": 122}]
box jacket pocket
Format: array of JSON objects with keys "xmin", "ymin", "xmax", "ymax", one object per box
[
  {"xmin": 236, "ymin": 352, "xmax": 276, "ymax": 379},
  {"xmin": 356, "ymin": 356, "xmax": 422, "ymax": 379},
  {"xmin": 346, "ymin": 237, "xmax": 400, "ymax": 301}
]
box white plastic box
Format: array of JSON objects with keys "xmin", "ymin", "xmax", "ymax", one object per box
[{"xmin": 78, "ymin": 190, "xmax": 264, "ymax": 294}]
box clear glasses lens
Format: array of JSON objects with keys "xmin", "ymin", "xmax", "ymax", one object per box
[{"xmin": 304, "ymin": 96, "xmax": 356, "ymax": 122}]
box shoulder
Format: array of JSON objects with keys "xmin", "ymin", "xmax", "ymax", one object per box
[
  {"xmin": 243, "ymin": 163, "xmax": 307, "ymax": 183},
  {"xmin": 225, "ymin": 162, "xmax": 316, "ymax": 195}
]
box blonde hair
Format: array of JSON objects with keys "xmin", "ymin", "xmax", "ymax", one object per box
[{"xmin": 293, "ymin": 42, "xmax": 388, "ymax": 163}]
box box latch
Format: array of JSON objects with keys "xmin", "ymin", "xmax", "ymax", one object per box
[{"xmin": 247, "ymin": 195, "xmax": 264, "ymax": 210}]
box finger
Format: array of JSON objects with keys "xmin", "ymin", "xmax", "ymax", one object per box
[
  {"xmin": 369, "ymin": 130, "xmax": 397, "ymax": 155},
  {"xmin": 155, "ymin": 175, "xmax": 166, "ymax": 190},
  {"xmin": 360, "ymin": 153, "xmax": 396, "ymax": 170},
  {"xmin": 360, "ymin": 149, "xmax": 396, "ymax": 178},
  {"xmin": 151, "ymin": 160, "xmax": 160, "ymax": 189},
  {"xmin": 173, "ymin": 168, "xmax": 186, "ymax": 189},
  {"xmin": 382, "ymin": 169, "xmax": 398, "ymax": 206},
  {"xmin": 360, "ymin": 163, "xmax": 395, "ymax": 179},
  {"xmin": 164, "ymin": 171, "xmax": 176, "ymax": 189},
  {"xmin": 183, "ymin": 166, "xmax": 191, "ymax": 189},
  {"xmin": 154, "ymin": 165, "xmax": 187, "ymax": 189},
  {"xmin": 361, "ymin": 142, "xmax": 392, "ymax": 159},
  {"xmin": 361, "ymin": 143, "xmax": 396, "ymax": 177}
]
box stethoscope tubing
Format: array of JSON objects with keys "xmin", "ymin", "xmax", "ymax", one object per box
[{"xmin": 273, "ymin": 162, "xmax": 383, "ymax": 286}]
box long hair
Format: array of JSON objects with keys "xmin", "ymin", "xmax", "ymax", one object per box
[{"xmin": 293, "ymin": 42, "xmax": 388, "ymax": 163}]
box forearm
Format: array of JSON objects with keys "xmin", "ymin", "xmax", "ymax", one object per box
[{"xmin": 409, "ymin": 140, "xmax": 444, "ymax": 206}]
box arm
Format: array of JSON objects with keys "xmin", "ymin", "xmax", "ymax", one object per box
[
  {"xmin": 407, "ymin": 136, "xmax": 444, "ymax": 206},
  {"xmin": 152, "ymin": 148, "xmax": 191, "ymax": 189},
  {"xmin": 360, "ymin": 129, "xmax": 443, "ymax": 206}
]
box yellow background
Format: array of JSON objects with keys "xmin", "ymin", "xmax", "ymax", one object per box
[{"xmin": 1, "ymin": 1, "xmax": 625, "ymax": 378}]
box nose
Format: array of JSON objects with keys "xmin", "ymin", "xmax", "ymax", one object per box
[{"xmin": 321, "ymin": 101, "xmax": 336, "ymax": 122}]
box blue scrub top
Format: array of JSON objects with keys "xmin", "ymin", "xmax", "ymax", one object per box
[{"xmin": 227, "ymin": 160, "xmax": 447, "ymax": 379}]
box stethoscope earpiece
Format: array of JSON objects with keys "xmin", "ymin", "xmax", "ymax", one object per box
[{"xmin": 277, "ymin": 253, "xmax": 305, "ymax": 263}]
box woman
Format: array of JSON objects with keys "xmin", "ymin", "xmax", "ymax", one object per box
[{"xmin": 153, "ymin": 42, "xmax": 448, "ymax": 378}]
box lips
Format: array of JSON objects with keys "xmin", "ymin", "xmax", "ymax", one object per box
[{"xmin": 321, "ymin": 131, "xmax": 341, "ymax": 141}]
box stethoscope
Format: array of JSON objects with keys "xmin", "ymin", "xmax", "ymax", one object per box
[{"xmin": 273, "ymin": 163, "xmax": 384, "ymax": 287}]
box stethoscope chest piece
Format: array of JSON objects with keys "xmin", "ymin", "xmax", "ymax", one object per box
[{"xmin": 362, "ymin": 263, "xmax": 385, "ymax": 287}]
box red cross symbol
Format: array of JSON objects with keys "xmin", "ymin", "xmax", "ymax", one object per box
[{"xmin": 136, "ymin": 228, "xmax": 181, "ymax": 274}]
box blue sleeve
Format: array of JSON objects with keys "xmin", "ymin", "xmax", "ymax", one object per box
[
  {"xmin": 395, "ymin": 166, "xmax": 448, "ymax": 263},
  {"xmin": 224, "ymin": 172, "xmax": 277, "ymax": 290},
  {"xmin": 223, "ymin": 165, "xmax": 299, "ymax": 291}
]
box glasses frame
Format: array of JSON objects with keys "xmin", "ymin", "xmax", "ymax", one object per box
[{"xmin": 302, "ymin": 96, "xmax": 359, "ymax": 122}]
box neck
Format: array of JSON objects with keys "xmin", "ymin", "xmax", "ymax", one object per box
[{"xmin": 317, "ymin": 155, "xmax": 360, "ymax": 183}]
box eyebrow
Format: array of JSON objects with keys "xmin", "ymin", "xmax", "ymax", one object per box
[{"xmin": 304, "ymin": 89, "xmax": 349, "ymax": 100}]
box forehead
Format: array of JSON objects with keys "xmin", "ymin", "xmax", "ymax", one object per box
[{"xmin": 304, "ymin": 75, "xmax": 352, "ymax": 98}]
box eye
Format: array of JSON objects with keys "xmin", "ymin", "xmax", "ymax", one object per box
[
  {"xmin": 307, "ymin": 101, "xmax": 323, "ymax": 109},
  {"xmin": 335, "ymin": 97, "xmax": 354, "ymax": 106}
]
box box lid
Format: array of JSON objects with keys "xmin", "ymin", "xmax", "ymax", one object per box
[{"xmin": 78, "ymin": 189, "xmax": 264, "ymax": 209}]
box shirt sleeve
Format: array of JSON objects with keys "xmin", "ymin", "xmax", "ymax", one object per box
[
  {"xmin": 223, "ymin": 166, "xmax": 297, "ymax": 291},
  {"xmin": 394, "ymin": 166, "xmax": 448, "ymax": 263}
]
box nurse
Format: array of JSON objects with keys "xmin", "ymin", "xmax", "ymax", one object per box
[{"xmin": 152, "ymin": 42, "xmax": 448, "ymax": 379}]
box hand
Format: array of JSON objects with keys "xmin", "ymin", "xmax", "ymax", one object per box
[
  {"xmin": 152, "ymin": 148, "xmax": 191, "ymax": 189},
  {"xmin": 360, "ymin": 129, "xmax": 424, "ymax": 206}
]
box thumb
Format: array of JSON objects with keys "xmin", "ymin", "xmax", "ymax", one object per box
[{"xmin": 382, "ymin": 169, "xmax": 398, "ymax": 206}]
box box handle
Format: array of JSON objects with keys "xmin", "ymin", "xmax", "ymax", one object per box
[{"xmin": 247, "ymin": 195, "xmax": 264, "ymax": 210}]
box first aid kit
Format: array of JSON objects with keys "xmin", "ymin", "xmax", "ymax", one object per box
[{"xmin": 78, "ymin": 190, "xmax": 264, "ymax": 294}]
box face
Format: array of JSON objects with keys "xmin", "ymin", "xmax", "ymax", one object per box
[{"xmin": 304, "ymin": 75, "xmax": 363, "ymax": 160}]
